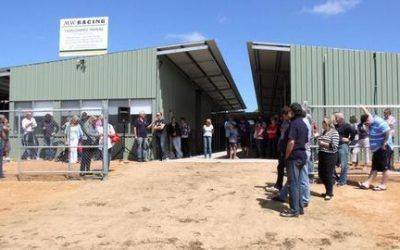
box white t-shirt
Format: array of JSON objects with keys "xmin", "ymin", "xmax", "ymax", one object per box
[
  {"xmin": 22, "ymin": 117, "xmax": 37, "ymax": 133},
  {"xmin": 97, "ymin": 124, "xmax": 116, "ymax": 150},
  {"xmin": 203, "ymin": 124, "xmax": 214, "ymax": 137}
]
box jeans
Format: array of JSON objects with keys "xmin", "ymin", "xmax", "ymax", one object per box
[
  {"xmin": 0, "ymin": 147, "xmax": 3, "ymax": 177},
  {"xmin": 44, "ymin": 137, "xmax": 56, "ymax": 160},
  {"xmin": 279, "ymin": 160, "xmax": 309, "ymax": 204},
  {"xmin": 22, "ymin": 132, "xmax": 38, "ymax": 160},
  {"xmin": 203, "ymin": 136, "xmax": 212, "ymax": 158},
  {"xmin": 136, "ymin": 137, "xmax": 148, "ymax": 161},
  {"xmin": 171, "ymin": 136, "xmax": 183, "ymax": 158},
  {"xmin": 255, "ymin": 139, "xmax": 264, "ymax": 158},
  {"xmin": 287, "ymin": 159, "xmax": 306, "ymax": 215},
  {"xmin": 160, "ymin": 132, "xmax": 168, "ymax": 159},
  {"xmin": 338, "ymin": 144, "xmax": 349, "ymax": 185},
  {"xmin": 154, "ymin": 134, "xmax": 163, "ymax": 161},
  {"xmin": 302, "ymin": 152, "xmax": 311, "ymax": 204}
]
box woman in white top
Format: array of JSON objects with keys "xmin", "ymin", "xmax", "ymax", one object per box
[
  {"xmin": 65, "ymin": 115, "xmax": 83, "ymax": 164},
  {"xmin": 97, "ymin": 122, "xmax": 116, "ymax": 168},
  {"xmin": 203, "ymin": 119, "xmax": 214, "ymax": 158}
]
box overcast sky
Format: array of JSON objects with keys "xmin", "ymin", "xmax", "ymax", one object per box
[{"xmin": 1, "ymin": 0, "xmax": 399, "ymax": 111}]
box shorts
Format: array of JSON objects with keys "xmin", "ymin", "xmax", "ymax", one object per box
[
  {"xmin": 372, "ymin": 148, "xmax": 392, "ymax": 172},
  {"xmin": 229, "ymin": 142, "xmax": 237, "ymax": 148}
]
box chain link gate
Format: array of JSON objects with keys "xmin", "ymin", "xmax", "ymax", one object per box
[{"xmin": 12, "ymin": 104, "xmax": 110, "ymax": 180}]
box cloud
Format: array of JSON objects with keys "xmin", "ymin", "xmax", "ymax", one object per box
[
  {"xmin": 304, "ymin": 0, "xmax": 361, "ymax": 16},
  {"xmin": 165, "ymin": 32, "xmax": 207, "ymax": 42}
]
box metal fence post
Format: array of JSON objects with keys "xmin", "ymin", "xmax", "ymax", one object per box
[
  {"xmin": 102, "ymin": 103, "xmax": 109, "ymax": 179},
  {"xmin": 17, "ymin": 110, "xmax": 22, "ymax": 176}
]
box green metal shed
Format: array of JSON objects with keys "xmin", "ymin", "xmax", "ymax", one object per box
[{"xmin": 0, "ymin": 40, "xmax": 246, "ymax": 159}]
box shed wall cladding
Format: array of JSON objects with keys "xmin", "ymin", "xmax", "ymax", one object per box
[
  {"xmin": 159, "ymin": 59, "xmax": 197, "ymax": 124},
  {"xmin": 10, "ymin": 48, "xmax": 157, "ymax": 101},
  {"xmin": 290, "ymin": 45, "xmax": 400, "ymax": 106}
]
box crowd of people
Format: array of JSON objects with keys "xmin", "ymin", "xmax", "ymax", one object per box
[
  {"xmin": 0, "ymin": 112, "xmax": 117, "ymax": 176},
  {"xmin": 263, "ymin": 103, "xmax": 397, "ymax": 218},
  {"xmin": 0, "ymin": 106, "xmax": 398, "ymax": 197},
  {"xmin": 133, "ymin": 111, "xmax": 194, "ymax": 161}
]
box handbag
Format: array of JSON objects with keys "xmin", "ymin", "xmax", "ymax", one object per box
[{"xmin": 110, "ymin": 133, "xmax": 121, "ymax": 144}]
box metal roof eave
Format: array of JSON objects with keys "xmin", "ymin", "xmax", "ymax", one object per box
[
  {"xmin": 247, "ymin": 41, "xmax": 291, "ymax": 114},
  {"xmin": 0, "ymin": 68, "xmax": 10, "ymax": 77},
  {"xmin": 157, "ymin": 40, "xmax": 246, "ymax": 111}
]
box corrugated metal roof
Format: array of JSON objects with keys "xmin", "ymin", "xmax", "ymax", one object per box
[
  {"xmin": 247, "ymin": 42, "xmax": 290, "ymax": 114},
  {"xmin": 157, "ymin": 40, "xmax": 246, "ymax": 112},
  {"xmin": 248, "ymin": 41, "xmax": 400, "ymax": 114}
]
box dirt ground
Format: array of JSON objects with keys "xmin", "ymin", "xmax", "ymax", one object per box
[{"xmin": 1, "ymin": 159, "xmax": 400, "ymax": 250}]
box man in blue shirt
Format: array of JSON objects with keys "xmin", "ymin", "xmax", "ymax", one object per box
[
  {"xmin": 280, "ymin": 103, "xmax": 309, "ymax": 218},
  {"xmin": 358, "ymin": 106, "xmax": 393, "ymax": 191}
]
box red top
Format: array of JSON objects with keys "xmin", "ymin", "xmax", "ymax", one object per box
[{"xmin": 266, "ymin": 124, "xmax": 278, "ymax": 140}]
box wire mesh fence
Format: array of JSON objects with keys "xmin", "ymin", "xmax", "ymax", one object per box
[
  {"xmin": 0, "ymin": 106, "xmax": 111, "ymax": 179},
  {"xmin": 305, "ymin": 103, "xmax": 400, "ymax": 171}
]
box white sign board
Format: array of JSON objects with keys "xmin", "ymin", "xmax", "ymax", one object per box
[{"xmin": 59, "ymin": 17, "xmax": 108, "ymax": 57}]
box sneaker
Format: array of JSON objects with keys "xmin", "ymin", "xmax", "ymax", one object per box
[
  {"xmin": 324, "ymin": 195, "xmax": 332, "ymax": 201},
  {"xmin": 265, "ymin": 186, "xmax": 280, "ymax": 193},
  {"xmin": 280, "ymin": 211, "xmax": 299, "ymax": 218}
]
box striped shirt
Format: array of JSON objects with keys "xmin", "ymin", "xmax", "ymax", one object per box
[
  {"xmin": 318, "ymin": 129, "xmax": 340, "ymax": 154},
  {"xmin": 369, "ymin": 115, "xmax": 393, "ymax": 152}
]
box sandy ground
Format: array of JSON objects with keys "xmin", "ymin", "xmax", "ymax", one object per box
[{"xmin": 1, "ymin": 159, "xmax": 400, "ymax": 249}]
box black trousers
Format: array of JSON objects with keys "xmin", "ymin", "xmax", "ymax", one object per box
[
  {"xmin": 274, "ymin": 153, "xmax": 285, "ymax": 190},
  {"xmin": 255, "ymin": 139, "xmax": 264, "ymax": 158},
  {"xmin": 318, "ymin": 151, "xmax": 337, "ymax": 196},
  {"xmin": 80, "ymin": 147, "xmax": 95, "ymax": 172},
  {"xmin": 181, "ymin": 137, "xmax": 190, "ymax": 158}
]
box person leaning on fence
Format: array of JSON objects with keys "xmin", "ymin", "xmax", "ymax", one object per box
[
  {"xmin": 180, "ymin": 117, "xmax": 191, "ymax": 158},
  {"xmin": 80, "ymin": 116, "xmax": 99, "ymax": 176},
  {"xmin": 358, "ymin": 106, "xmax": 394, "ymax": 191},
  {"xmin": 150, "ymin": 112, "xmax": 166, "ymax": 161},
  {"xmin": 317, "ymin": 116, "xmax": 340, "ymax": 201},
  {"xmin": 167, "ymin": 116, "xmax": 183, "ymax": 159},
  {"xmin": 334, "ymin": 112, "xmax": 356, "ymax": 186},
  {"xmin": 203, "ymin": 118, "xmax": 214, "ymax": 159},
  {"xmin": 97, "ymin": 121, "xmax": 116, "ymax": 168},
  {"xmin": 21, "ymin": 112, "xmax": 39, "ymax": 160},
  {"xmin": 65, "ymin": 115, "xmax": 83, "ymax": 164},
  {"xmin": 0, "ymin": 115, "xmax": 9, "ymax": 178},
  {"xmin": 384, "ymin": 108, "xmax": 396, "ymax": 170},
  {"xmin": 42, "ymin": 113, "xmax": 59, "ymax": 161},
  {"xmin": 280, "ymin": 103, "xmax": 309, "ymax": 218},
  {"xmin": 133, "ymin": 111, "xmax": 150, "ymax": 162}
]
